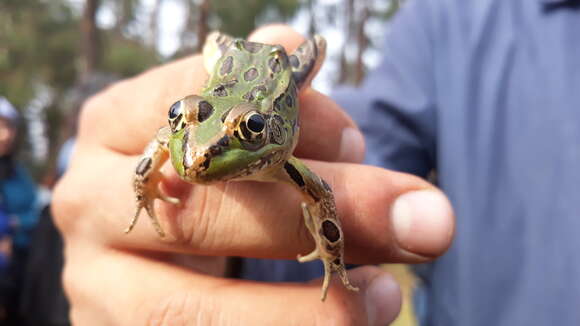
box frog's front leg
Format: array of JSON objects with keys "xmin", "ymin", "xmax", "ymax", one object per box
[
  {"xmin": 126, "ymin": 127, "xmax": 180, "ymax": 237},
  {"xmin": 274, "ymin": 156, "xmax": 359, "ymax": 301}
]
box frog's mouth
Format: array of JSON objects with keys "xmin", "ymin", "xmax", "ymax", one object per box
[
  {"xmin": 181, "ymin": 134, "xmax": 230, "ymax": 182},
  {"xmin": 185, "ymin": 146, "xmax": 287, "ymax": 183}
]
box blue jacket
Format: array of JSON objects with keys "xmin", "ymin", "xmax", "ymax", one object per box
[{"xmin": 1, "ymin": 164, "xmax": 39, "ymax": 248}]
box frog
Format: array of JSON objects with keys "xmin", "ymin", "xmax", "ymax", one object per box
[{"xmin": 125, "ymin": 31, "xmax": 359, "ymax": 301}]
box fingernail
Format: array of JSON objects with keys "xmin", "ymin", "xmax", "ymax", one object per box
[
  {"xmin": 365, "ymin": 274, "xmax": 401, "ymax": 326},
  {"xmin": 339, "ymin": 128, "xmax": 365, "ymax": 163},
  {"xmin": 392, "ymin": 190, "xmax": 454, "ymax": 256}
]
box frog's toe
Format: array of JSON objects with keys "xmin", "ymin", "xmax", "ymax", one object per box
[
  {"xmin": 337, "ymin": 267, "xmax": 360, "ymax": 293},
  {"xmin": 144, "ymin": 203, "xmax": 166, "ymax": 238},
  {"xmin": 124, "ymin": 206, "xmax": 143, "ymax": 234},
  {"xmin": 159, "ymin": 194, "xmax": 180, "ymax": 205},
  {"xmin": 126, "ymin": 194, "xmax": 168, "ymax": 238},
  {"xmin": 297, "ymin": 248, "xmax": 320, "ymax": 262}
]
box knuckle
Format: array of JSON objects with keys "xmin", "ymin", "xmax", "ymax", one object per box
[
  {"xmin": 51, "ymin": 175, "xmax": 83, "ymax": 236},
  {"xmin": 60, "ymin": 255, "xmax": 82, "ymax": 304},
  {"xmin": 77, "ymin": 80, "xmax": 126, "ymax": 135},
  {"xmin": 78, "ymin": 93, "xmax": 106, "ymax": 131}
]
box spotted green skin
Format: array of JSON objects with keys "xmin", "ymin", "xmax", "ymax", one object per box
[{"xmin": 168, "ymin": 38, "xmax": 299, "ymax": 183}]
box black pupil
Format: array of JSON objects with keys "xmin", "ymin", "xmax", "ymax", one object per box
[
  {"xmin": 247, "ymin": 113, "xmax": 265, "ymax": 133},
  {"xmin": 169, "ymin": 101, "xmax": 181, "ymax": 119}
]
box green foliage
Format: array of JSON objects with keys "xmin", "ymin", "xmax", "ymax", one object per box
[
  {"xmin": 210, "ymin": 0, "xmax": 300, "ymax": 37},
  {"xmin": 0, "ymin": 0, "xmax": 79, "ymax": 108},
  {"xmin": 101, "ymin": 33, "xmax": 159, "ymax": 78}
]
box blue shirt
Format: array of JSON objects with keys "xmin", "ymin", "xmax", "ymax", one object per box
[{"xmin": 333, "ymin": 0, "xmax": 580, "ymax": 325}]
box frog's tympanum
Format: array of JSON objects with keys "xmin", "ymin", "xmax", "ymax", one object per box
[{"xmin": 126, "ymin": 32, "xmax": 358, "ymax": 301}]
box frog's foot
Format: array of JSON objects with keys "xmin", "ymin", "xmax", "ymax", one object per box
[
  {"xmin": 297, "ymin": 203, "xmax": 359, "ymax": 301},
  {"xmin": 126, "ymin": 176, "xmax": 180, "ymax": 238},
  {"xmin": 126, "ymin": 129, "xmax": 179, "ymax": 238},
  {"xmin": 290, "ymin": 35, "xmax": 326, "ymax": 90}
]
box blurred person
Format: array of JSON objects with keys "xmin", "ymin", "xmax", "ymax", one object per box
[
  {"xmin": 18, "ymin": 74, "xmax": 119, "ymax": 326},
  {"xmin": 0, "ymin": 96, "xmax": 40, "ymax": 323},
  {"xmin": 51, "ymin": 25, "xmax": 454, "ymax": 325},
  {"xmin": 332, "ymin": 0, "xmax": 580, "ymax": 325}
]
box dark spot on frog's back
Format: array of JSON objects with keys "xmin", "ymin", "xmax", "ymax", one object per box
[
  {"xmin": 289, "ymin": 55, "xmax": 300, "ymax": 68},
  {"xmin": 322, "ymin": 220, "xmax": 340, "ymax": 243},
  {"xmin": 268, "ymin": 57, "xmax": 282, "ymax": 74},
  {"xmin": 214, "ymin": 79, "xmax": 238, "ymax": 97},
  {"xmin": 273, "ymin": 96, "xmax": 283, "ymax": 112},
  {"xmin": 242, "ymin": 41, "xmax": 263, "ymax": 53},
  {"xmin": 284, "ymin": 162, "xmax": 305, "ymax": 188},
  {"xmin": 220, "ymin": 56, "xmax": 234, "ymax": 75},
  {"xmin": 242, "ymin": 85, "xmax": 267, "ymax": 102},
  {"xmin": 136, "ymin": 157, "xmax": 152, "ymax": 176},
  {"xmin": 213, "ymin": 85, "xmax": 228, "ymax": 97},
  {"xmin": 198, "ymin": 101, "xmax": 214, "ymax": 122},
  {"xmin": 285, "ymin": 94, "xmax": 294, "ymax": 108},
  {"xmin": 244, "ymin": 68, "xmax": 259, "ymax": 82}
]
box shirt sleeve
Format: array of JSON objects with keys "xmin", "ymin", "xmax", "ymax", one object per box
[{"xmin": 333, "ymin": 0, "xmax": 438, "ymax": 178}]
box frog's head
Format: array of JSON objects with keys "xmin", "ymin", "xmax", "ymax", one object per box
[{"xmin": 166, "ymin": 95, "xmax": 291, "ymax": 183}]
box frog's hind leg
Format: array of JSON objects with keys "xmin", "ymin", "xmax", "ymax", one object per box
[
  {"xmin": 272, "ymin": 156, "xmax": 359, "ymax": 301},
  {"xmin": 289, "ymin": 35, "xmax": 327, "ymax": 90},
  {"xmin": 126, "ymin": 127, "xmax": 180, "ymax": 238}
]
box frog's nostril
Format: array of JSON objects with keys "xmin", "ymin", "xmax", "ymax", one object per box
[
  {"xmin": 217, "ymin": 135, "xmax": 229, "ymax": 147},
  {"xmin": 209, "ymin": 145, "xmax": 222, "ymax": 156}
]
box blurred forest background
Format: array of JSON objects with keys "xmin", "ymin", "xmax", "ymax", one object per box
[{"xmin": 0, "ymin": 0, "xmax": 401, "ymax": 182}]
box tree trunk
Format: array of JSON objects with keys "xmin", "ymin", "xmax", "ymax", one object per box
[
  {"xmin": 195, "ymin": 0, "xmax": 210, "ymax": 52},
  {"xmin": 149, "ymin": 0, "xmax": 163, "ymax": 48},
  {"xmin": 179, "ymin": 0, "xmax": 195, "ymax": 51},
  {"xmin": 337, "ymin": 0, "xmax": 354, "ymax": 85},
  {"xmin": 80, "ymin": 0, "xmax": 100, "ymax": 82},
  {"xmin": 354, "ymin": 1, "xmax": 370, "ymax": 85},
  {"xmin": 307, "ymin": 0, "xmax": 316, "ymax": 36}
]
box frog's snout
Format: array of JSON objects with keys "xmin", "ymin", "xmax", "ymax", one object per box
[{"xmin": 183, "ymin": 134, "xmax": 231, "ymax": 181}]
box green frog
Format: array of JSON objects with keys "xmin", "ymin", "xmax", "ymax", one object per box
[{"xmin": 126, "ymin": 32, "xmax": 358, "ymax": 301}]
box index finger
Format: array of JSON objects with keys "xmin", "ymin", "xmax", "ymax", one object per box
[{"xmin": 80, "ymin": 25, "xmax": 363, "ymax": 163}]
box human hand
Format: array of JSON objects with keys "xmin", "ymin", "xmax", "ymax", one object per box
[{"xmin": 53, "ymin": 25, "xmax": 454, "ymax": 325}]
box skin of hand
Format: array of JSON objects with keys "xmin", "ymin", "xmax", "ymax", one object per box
[{"xmin": 52, "ymin": 25, "xmax": 455, "ymax": 326}]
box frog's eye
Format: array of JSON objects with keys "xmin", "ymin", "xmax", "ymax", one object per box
[
  {"xmin": 169, "ymin": 101, "xmax": 181, "ymax": 119},
  {"xmin": 168, "ymin": 100, "xmax": 184, "ymax": 132},
  {"xmin": 246, "ymin": 112, "xmax": 265, "ymax": 133},
  {"xmin": 239, "ymin": 111, "xmax": 266, "ymax": 140},
  {"xmin": 233, "ymin": 111, "xmax": 267, "ymax": 150}
]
